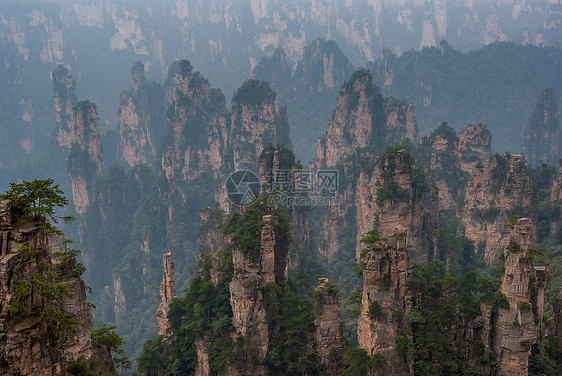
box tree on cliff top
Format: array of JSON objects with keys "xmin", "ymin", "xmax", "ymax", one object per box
[{"xmin": 1, "ymin": 178, "xmax": 74, "ymax": 234}]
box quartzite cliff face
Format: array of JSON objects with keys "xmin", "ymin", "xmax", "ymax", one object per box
[
  {"xmin": 357, "ymin": 229, "xmax": 412, "ymax": 375},
  {"xmin": 230, "ymin": 78, "xmax": 290, "ymax": 171},
  {"xmin": 0, "ymin": 200, "xmax": 114, "ymax": 375},
  {"xmin": 52, "ymin": 65, "xmax": 77, "ymax": 151},
  {"xmin": 161, "ymin": 60, "xmax": 229, "ymax": 184},
  {"xmin": 156, "ymin": 252, "xmax": 176, "ymax": 336},
  {"xmin": 523, "ymin": 88, "xmax": 560, "ymax": 167},
  {"xmin": 459, "ymin": 154, "xmax": 533, "ymax": 264},
  {"xmin": 67, "ymin": 100, "xmax": 104, "ymax": 214},
  {"xmin": 229, "ymin": 214, "xmax": 288, "ymax": 375},
  {"xmin": 118, "ymin": 61, "xmax": 161, "ymax": 168}
]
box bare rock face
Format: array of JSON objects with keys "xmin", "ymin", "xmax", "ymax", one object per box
[
  {"xmin": 457, "ymin": 123, "xmax": 492, "ymax": 173},
  {"xmin": 0, "ymin": 200, "xmax": 115, "ymax": 375},
  {"xmin": 376, "ymin": 149, "xmax": 434, "ymax": 264},
  {"xmin": 421, "ymin": 123, "xmax": 464, "ymax": 211},
  {"xmin": 523, "ymin": 88, "xmax": 560, "ymax": 167},
  {"xmin": 293, "ymin": 37, "xmax": 354, "ymax": 94},
  {"xmin": 357, "ymin": 229, "xmax": 412, "ymax": 375},
  {"xmin": 229, "ymin": 214, "xmax": 288, "ymax": 375},
  {"xmin": 67, "ymin": 101, "xmax": 104, "ymax": 214},
  {"xmin": 383, "ymin": 97, "xmax": 418, "ymax": 146},
  {"xmin": 550, "ymin": 160, "xmax": 562, "ymax": 235},
  {"xmin": 315, "ymin": 69, "xmax": 385, "ymax": 168},
  {"xmin": 156, "ymin": 252, "xmax": 177, "ymax": 336},
  {"xmin": 494, "ymin": 218, "xmax": 537, "ymax": 376},
  {"xmin": 313, "ymin": 278, "xmax": 344, "ymax": 375},
  {"xmin": 459, "ymin": 154, "xmax": 533, "ymax": 264},
  {"xmin": 198, "ymin": 207, "xmax": 227, "ymax": 284},
  {"xmin": 230, "ymin": 78, "xmax": 289, "ymax": 171},
  {"xmin": 161, "ymin": 60, "xmax": 229, "ymax": 183},
  {"xmin": 52, "ymin": 65, "xmax": 77, "ymax": 151},
  {"xmin": 258, "ymin": 145, "xmax": 310, "ymax": 261},
  {"xmin": 118, "ymin": 61, "xmax": 156, "ymax": 167}
]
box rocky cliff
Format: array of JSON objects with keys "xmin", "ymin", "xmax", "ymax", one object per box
[
  {"xmin": 493, "ymin": 218, "xmax": 537, "ymax": 376},
  {"xmin": 315, "ymin": 69, "xmax": 386, "ymax": 168},
  {"xmin": 156, "ymin": 252, "xmax": 176, "ymax": 336},
  {"xmin": 118, "ymin": 61, "xmax": 158, "ymax": 167},
  {"xmin": 67, "ymin": 100, "xmax": 104, "ymax": 214},
  {"xmin": 52, "ymin": 65, "xmax": 77, "ymax": 151},
  {"xmin": 421, "ymin": 123, "xmax": 466, "ymax": 211},
  {"xmin": 161, "ymin": 60, "xmax": 229, "ymax": 183},
  {"xmin": 459, "ymin": 153, "xmax": 533, "ymax": 264},
  {"xmin": 0, "ymin": 200, "xmax": 114, "ymax": 375},
  {"xmin": 313, "ymin": 278, "xmax": 344, "ymax": 375},
  {"xmin": 230, "ymin": 78, "xmax": 290, "ymax": 171},
  {"xmin": 293, "ymin": 38, "xmax": 354, "ymax": 95},
  {"xmin": 357, "ymin": 229, "xmax": 412, "ymax": 375},
  {"xmin": 523, "ymin": 88, "xmax": 560, "ymax": 167},
  {"xmin": 457, "ymin": 123, "xmax": 492, "ymax": 173},
  {"xmin": 229, "ymin": 213, "xmax": 288, "ymax": 375}
]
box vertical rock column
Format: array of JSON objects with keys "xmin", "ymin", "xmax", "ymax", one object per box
[
  {"xmin": 313, "ymin": 278, "xmax": 344, "ymax": 375},
  {"xmin": 357, "ymin": 229, "xmax": 412, "ymax": 375},
  {"xmin": 52, "ymin": 65, "xmax": 77, "ymax": 151},
  {"xmin": 229, "ymin": 214, "xmax": 288, "ymax": 375},
  {"xmin": 67, "ymin": 101, "xmax": 104, "ymax": 214},
  {"xmin": 493, "ymin": 218, "xmax": 537, "ymax": 376},
  {"xmin": 156, "ymin": 252, "xmax": 177, "ymax": 336}
]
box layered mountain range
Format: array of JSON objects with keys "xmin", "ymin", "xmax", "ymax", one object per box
[
  {"xmin": 2, "ymin": 0, "xmax": 562, "ymax": 165},
  {"xmin": 0, "ymin": 5, "xmax": 561, "ymax": 373}
]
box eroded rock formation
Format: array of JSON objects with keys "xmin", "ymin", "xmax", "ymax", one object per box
[
  {"xmin": 315, "ymin": 69, "xmax": 386, "ymax": 168},
  {"xmin": 156, "ymin": 252, "xmax": 177, "ymax": 336},
  {"xmin": 230, "ymin": 78, "xmax": 290, "ymax": 171},
  {"xmin": 459, "ymin": 154, "xmax": 533, "ymax": 264},
  {"xmin": 67, "ymin": 100, "xmax": 104, "ymax": 214},
  {"xmin": 493, "ymin": 218, "xmax": 537, "ymax": 376},
  {"xmin": 0, "ymin": 200, "xmax": 115, "ymax": 375},
  {"xmin": 523, "ymin": 88, "xmax": 560, "ymax": 167},
  {"xmin": 457, "ymin": 123, "xmax": 492, "ymax": 173},
  {"xmin": 313, "ymin": 278, "xmax": 344, "ymax": 375},
  {"xmin": 161, "ymin": 60, "xmax": 229, "ymax": 183},
  {"xmin": 357, "ymin": 229, "xmax": 412, "ymax": 375},
  {"xmin": 52, "ymin": 65, "xmax": 77, "ymax": 151},
  {"xmin": 118, "ymin": 61, "xmax": 157, "ymax": 167},
  {"xmin": 229, "ymin": 214, "xmax": 288, "ymax": 374}
]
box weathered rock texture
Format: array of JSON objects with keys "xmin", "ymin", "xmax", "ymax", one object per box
[
  {"xmin": 161, "ymin": 60, "xmax": 229, "ymax": 184},
  {"xmin": 523, "ymin": 88, "xmax": 560, "ymax": 167},
  {"xmin": 293, "ymin": 37, "xmax": 354, "ymax": 94},
  {"xmin": 67, "ymin": 100, "xmax": 104, "ymax": 214},
  {"xmin": 52, "ymin": 65, "xmax": 77, "ymax": 151},
  {"xmin": 459, "ymin": 154, "xmax": 533, "ymax": 264},
  {"xmin": 118, "ymin": 61, "xmax": 156, "ymax": 167},
  {"xmin": 315, "ymin": 69, "xmax": 386, "ymax": 168},
  {"xmin": 421, "ymin": 123, "xmax": 466, "ymax": 211},
  {"xmin": 357, "ymin": 229, "xmax": 412, "ymax": 375},
  {"xmin": 493, "ymin": 218, "xmax": 537, "ymax": 376},
  {"xmin": 313, "ymin": 278, "xmax": 344, "ymax": 375},
  {"xmin": 377, "ymin": 149, "xmax": 433, "ymax": 264},
  {"xmin": 383, "ymin": 97, "xmax": 418, "ymax": 146},
  {"xmin": 258, "ymin": 145, "xmax": 310, "ymax": 260},
  {"xmin": 551, "ymin": 160, "xmax": 562, "ymax": 236},
  {"xmin": 0, "ymin": 200, "xmax": 115, "ymax": 375},
  {"xmin": 457, "ymin": 123, "xmax": 492, "ymax": 173},
  {"xmin": 229, "ymin": 214, "xmax": 288, "ymax": 375},
  {"xmin": 230, "ymin": 78, "xmax": 290, "ymax": 171},
  {"xmin": 156, "ymin": 252, "xmax": 176, "ymax": 336}
]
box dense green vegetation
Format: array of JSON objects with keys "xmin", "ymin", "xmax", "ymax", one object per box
[{"xmin": 369, "ymin": 41, "xmax": 562, "ymax": 152}]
